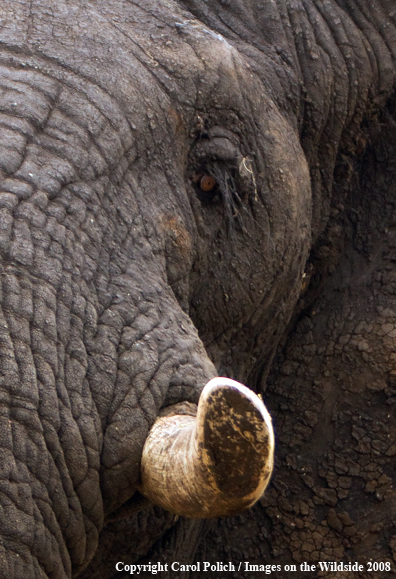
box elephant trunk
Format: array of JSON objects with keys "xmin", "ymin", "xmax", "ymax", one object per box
[{"xmin": 138, "ymin": 378, "xmax": 274, "ymax": 518}]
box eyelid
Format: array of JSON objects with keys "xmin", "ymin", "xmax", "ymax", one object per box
[{"xmin": 194, "ymin": 137, "xmax": 240, "ymax": 163}]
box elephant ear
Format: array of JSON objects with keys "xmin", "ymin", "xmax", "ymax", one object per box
[{"xmin": 178, "ymin": 0, "xmax": 396, "ymax": 237}]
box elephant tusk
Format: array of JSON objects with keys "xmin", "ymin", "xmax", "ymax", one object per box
[{"xmin": 138, "ymin": 377, "xmax": 274, "ymax": 518}]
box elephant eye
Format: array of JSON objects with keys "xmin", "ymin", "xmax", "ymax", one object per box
[
  {"xmin": 191, "ymin": 171, "xmax": 220, "ymax": 204},
  {"xmin": 200, "ymin": 175, "xmax": 217, "ymax": 192}
]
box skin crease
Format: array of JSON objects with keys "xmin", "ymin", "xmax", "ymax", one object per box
[{"xmin": 0, "ymin": 1, "xmax": 395, "ymax": 578}]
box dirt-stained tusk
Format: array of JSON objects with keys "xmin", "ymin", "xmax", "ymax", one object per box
[{"xmin": 138, "ymin": 377, "xmax": 274, "ymax": 518}]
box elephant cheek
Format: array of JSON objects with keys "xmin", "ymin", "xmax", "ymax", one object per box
[
  {"xmin": 138, "ymin": 378, "xmax": 274, "ymax": 518},
  {"xmin": 161, "ymin": 214, "xmax": 193, "ymax": 309}
]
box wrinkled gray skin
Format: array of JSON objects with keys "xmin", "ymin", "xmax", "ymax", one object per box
[{"xmin": 0, "ymin": 1, "xmax": 395, "ymax": 578}]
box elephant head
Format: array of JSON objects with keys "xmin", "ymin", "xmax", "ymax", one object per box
[
  {"xmin": 1, "ymin": 0, "xmax": 394, "ymax": 577},
  {"xmin": 0, "ymin": 1, "xmax": 308, "ymax": 576}
]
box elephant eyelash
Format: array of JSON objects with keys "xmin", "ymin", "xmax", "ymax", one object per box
[{"xmin": 206, "ymin": 162, "xmax": 244, "ymax": 219}]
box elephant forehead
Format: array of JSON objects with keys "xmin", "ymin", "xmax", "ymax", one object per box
[
  {"xmin": 0, "ymin": 0, "xmax": 256, "ymax": 127},
  {"xmin": 123, "ymin": 12, "xmax": 258, "ymax": 115}
]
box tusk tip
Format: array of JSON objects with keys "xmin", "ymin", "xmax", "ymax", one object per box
[{"xmin": 197, "ymin": 377, "xmax": 274, "ymax": 515}]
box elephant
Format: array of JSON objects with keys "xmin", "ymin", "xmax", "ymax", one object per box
[{"xmin": 0, "ymin": 1, "xmax": 395, "ymax": 578}]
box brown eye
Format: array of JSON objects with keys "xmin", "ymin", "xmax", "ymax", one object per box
[{"xmin": 200, "ymin": 175, "xmax": 217, "ymax": 191}]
